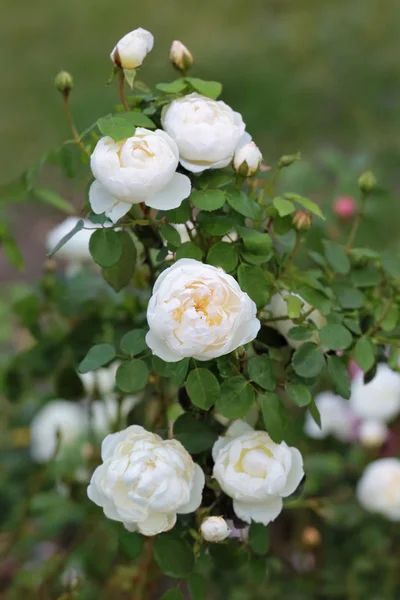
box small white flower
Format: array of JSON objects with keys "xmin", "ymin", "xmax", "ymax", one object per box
[
  {"xmin": 146, "ymin": 259, "xmax": 260, "ymax": 362},
  {"xmin": 87, "ymin": 425, "xmax": 205, "ymax": 536},
  {"xmin": 233, "ymin": 142, "xmax": 262, "ymax": 176},
  {"xmin": 266, "ymin": 291, "xmax": 326, "ymax": 348},
  {"xmin": 110, "ymin": 28, "xmax": 154, "ymax": 69},
  {"xmin": 46, "ymin": 217, "xmax": 95, "ymax": 263},
  {"xmin": 304, "ymin": 392, "xmax": 355, "ymax": 442},
  {"xmin": 89, "ymin": 129, "xmax": 191, "ymax": 223},
  {"xmin": 79, "ymin": 363, "xmax": 119, "ymax": 397},
  {"xmin": 356, "ymin": 458, "xmax": 400, "ymax": 521},
  {"xmin": 30, "ymin": 400, "xmax": 86, "ymax": 463},
  {"xmin": 200, "ymin": 516, "xmax": 231, "ymax": 542},
  {"xmin": 161, "ymin": 93, "xmax": 250, "ymax": 173},
  {"xmin": 350, "ymin": 364, "xmax": 400, "ymax": 422},
  {"xmin": 358, "ymin": 419, "xmax": 388, "ymax": 447},
  {"xmin": 212, "ymin": 421, "xmax": 304, "ymax": 526}
]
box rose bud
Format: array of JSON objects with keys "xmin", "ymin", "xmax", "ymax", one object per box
[
  {"xmin": 292, "ymin": 211, "xmax": 312, "ymax": 232},
  {"xmin": 233, "ymin": 142, "xmax": 263, "ymax": 177},
  {"xmin": 110, "ymin": 28, "xmax": 154, "ymax": 70},
  {"xmin": 358, "ymin": 170, "xmax": 377, "ymax": 194},
  {"xmin": 54, "ymin": 71, "xmax": 73, "ymax": 95},
  {"xmin": 170, "ymin": 40, "xmax": 193, "ymax": 73},
  {"xmin": 200, "ymin": 516, "xmax": 231, "ymax": 542},
  {"xmin": 333, "ymin": 196, "xmax": 357, "ymax": 220}
]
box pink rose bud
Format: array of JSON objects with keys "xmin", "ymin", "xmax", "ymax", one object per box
[{"xmin": 333, "ymin": 196, "xmax": 357, "ymax": 220}]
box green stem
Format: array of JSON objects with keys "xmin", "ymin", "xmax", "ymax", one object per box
[
  {"xmin": 118, "ymin": 69, "xmax": 130, "ymax": 111},
  {"xmin": 63, "ymin": 94, "xmax": 90, "ymax": 156}
]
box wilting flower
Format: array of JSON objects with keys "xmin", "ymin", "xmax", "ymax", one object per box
[
  {"xmin": 356, "ymin": 458, "xmax": 400, "ymax": 520},
  {"xmin": 200, "ymin": 516, "xmax": 231, "ymax": 542},
  {"xmin": 350, "ymin": 364, "xmax": 400, "ymax": 422},
  {"xmin": 110, "ymin": 28, "xmax": 154, "ymax": 69},
  {"xmin": 87, "ymin": 425, "xmax": 205, "ymax": 535},
  {"xmin": 146, "ymin": 259, "xmax": 260, "ymax": 362},
  {"xmin": 212, "ymin": 421, "xmax": 304, "ymax": 525},
  {"xmin": 266, "ymin": 291, "xmax": 326, "ymax": 348},
  {"xmin": 89, "ymin": 129, "xmax": 191, "ymax": 222},
  {"xmin": 304, "ymin": 392, "xmax": 356, "ymax": 442},
  {"xmin": 161, "ymin": 93, "xmax": 250, "ymax": 173},
  {"xmin": 233, "ymin": 141, "xmax": 262, "ymax": 177}
]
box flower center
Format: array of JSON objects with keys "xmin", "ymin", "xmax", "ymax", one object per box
[{"xmin": 235, "ymin": 445, "xmax": 273, "ymax": 478}]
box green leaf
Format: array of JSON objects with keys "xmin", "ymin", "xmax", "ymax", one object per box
[
  {"xmin": 162, "ymin": 200, "xmax": 191, "ymax": 224},
  {"xmin": 188, "ymin": 573, "xmax": 206, "ymax": 600},
  {"xmin": 102, "ymin": 231, "xmax": 137, "ymax": 291},
  {"xmin": 47, "ymin": 218, "xmax": 85, "ymax": 258},
  {"xmin": 160, "ymin": 591, "xmax": 184, "ymax": 600},
  {"xmin": 156, "ymin": 79, "xmax": 188, "ymax": 94},
  {"xmin": 332, "ymin": 283, "xmax": 365, "ymax": 309},
  {"xmin": 322, "ymin": 240, "xmax": 350, "ymax": 274},
  {"xmin": 319, "ymin": 324, "xmax": 353, "ymax": 350},
  {"xmin": 381, "ymin": 253, "xmax": 400, "ymax": 279},
  {"xmin": 226, "ymin": 189, "xmax": 261, "ymax": 220},
  {"xmin": 292, "ymin": 342, "xmax": 326, "ymax": 378},
  {"xmin": 237, "ymin": 227, "xmax": 273, "ymax": 259},
  {"xmin": 286, "ymin": 295, "xmax": 303, "ymax": 319},
  {"xmin": 351, "ymin": 266, "xmax": 383, "ymax": 288},
  {"xmin": 287, "ymin": 326, "xmax": 314, "ymax": 341},
  {"xmin": 171, "ymin": 358, "xmax": 190, "ymax": 386},
  {"xmin": 97, "ymin": 115, "xmax": 135, "ymax": 141},
  {"xmin": 273, "ymin": 196, "xmax": 295, "ymax": 217},
  {"xmin": 1, "ymin": 232, "xmax": 24, "ymax": 270},
  {"xmin": 344, "ymin": 317, "xmax": 361, "ymax": 335},
  {"xmin": 89, "ymin": 228, "xmax": 122, "ymax": 267},
  {"xmin": 327, "ymin": 355, "xmax": 351, "ymax": 399},
  {"xmin": 174, "ymin": 413, "xmax": 218, "ymax": 453},
  {"xmin": 207, "ymin": 242, "xmax": 238, "ymax": 272},
  {"xmin": 285, "ymin": 383, "xmax": 312, "ymax": 407},
  {"xmin": 121, "ymin": 111, "xmax": 156, "ymax": 129},
  {"xmin": 119, "ymin": 530, "xmax": 144, "ymax": 560},
  {"xmin": 175, "ymin": 241, "xmax": 203, "ymax": 261},
  {"xmin": 259, "ymin": 392, "xmax": 288, "ymax": 443},
  {"xmin": 116, "ymin": 359, "xmax": 149, "ymax": 393},
  {"xmin": 248, "ymin": 356, "xmax": 276, "ymax": 391},
  {"xmin": 186, "ymin": 368, "xmax": 220, "ymax": 410},
  {"xmin": 152, "ymin": 356, "xmax": 177, "ymax": 377},
  {"xmin": 237, "ymin": 264, "xmax": 271, "ymax": 308},
  {"xmin": 216, "ymin": 376, "xmax": 255, "ymax": 418},
  {"xmin": 308, "ymin": 398, "xmax": 322, "ymax": 428},
  {"xmin": 197, "ymin": 214, "xmax": 237, "ymax": 236},
  {"xmin": 159, "ymin": 223, "xmax": 181, "ymax": 247},
  {"xmin": 354, "ymin": 337, "xmax": 375, "ymax": 372},
  {"xmin": 33, "ymin": 187, "xmax": 74, "ymax": 213},
  {"xmin": 249, "ymin": 523, "xmax": 269, "ymax": 555},
  {"xmin": 190, "ymin": 189, "xmax": 226, "ymax": 212},
  {"xmin": 284, "ymin": 193, "xmax": 325, "ymax": 220},
  {"xmin": 185, "ymin": 77, "xmax": 222, "ymax": 99},
  {"xmin": 79, "ymin": 343, "xmax": 116, "ymax": 373},
  {"xmin": 217, "ymin": 354, "xmax": 240, "ymax": 378},
  {"xmin": 297, "ymin": 286, "xmax": 332, "ymax": 315},
  {"xmin": 153, "ymin": 534, "xmax": 194, "ymax": 578},
  {"xmin": 120, "ymin": 329, "xmax": 148, "ymax": 356}
]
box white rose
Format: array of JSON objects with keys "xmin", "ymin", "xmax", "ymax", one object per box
[
  {"xmin": 110, "ymin": 28, "xmax": 154, "ymax": 69},
  {"xmin": 233, "ymin": 142, "xmax": 262, "ymax": 176},
  {"xmin": 89, "ymin": 129, "xmax": 191, "ymax": 223},
  {"xmin": 304, "ymin": 392, "xmax": 355, "ymax": 442},
  {"xmin": 87, "ymin": 425, "xmax": 205, "ymax": 536},
  {"xmin": 350, "ymin": 364, "xmax": 400, "ymax": 422},
  {"xmin": 356, "ymin": 458, "xmax": 400, "ymax": 521},
  {"xmin": 161, "ymin": 93, "xmax": 250, "ymax": 173},
  {"xmin": 46, "ymin": 217, "xmax": 95, "ymax": 263},
  {"xmin": 200, "ymin": 516, "xmax": 231, "ymax": 542},
  {"xmin": 212, "ymin": 421, "xmax": 304, "ymax": 525},
  {"xmin": 146, "ymin": 259, "xmax": 260, "ymax": 362},
  {"xmin": 358, "ymin": 419, "xmax": 388, "ymax": 447},
  {"xmin": 30, "ymin": 400, "xmax": 86, "ymax": 463},
  {"xmin": 266, "ymin": 292, "xmax": 326, "ymax": 348},
  {"xmin": 79, "ymin": 363, "xmax": 119, "ymax": 396}
]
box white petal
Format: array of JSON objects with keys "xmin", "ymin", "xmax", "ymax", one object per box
[
  {"xmin": 136, "ymin": 512, "xmax": 176, "ymax": 536},
  {"xmin": 212, "ymin": 420, "xmax": 254, "ymax": 461},
  {"xmin": 89, "ymin": 180, "xmax": 116, "ymax": 214},
  {"xmin": 106, "ymin": 200, "xmax": 132, "ymax": 223},
  {"xmin": 179, "ymin": 157, "xmax": 232, "ymax": 173},
  {"xmin": 145, "ymin": 173, "xmax": 191, "ymax": 210},
  {"xmin": 145, "ymin": 330, "xmax": 183, "ymax": 363},
  {"xmin": 178, "ymin": 464, "xmax": 205, "ymax": 514},
  {"xmin": 280, "ymin": 447, "xmax": 304, "ymax": 498},
  {"xmin": 235, "ymin": 131, "xmax": 252, "ymax": 152},
  {"xmin": 233, "ymin": 496, "xmax": 283, "ymax": 525}
]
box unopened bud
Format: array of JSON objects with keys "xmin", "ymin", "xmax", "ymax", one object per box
[
  {"xmin": 170, "ymin": 40, "xmax": 194, "ymax": 73},
  {"xmin": 200, "ymin": 516, "xmax": 231, "ymax": 543},
  {"xmin": 278, "ymin": 152, "xmax": 301, "ymax": 169},
  {"xmin": 55, "ymin": 71, "xmax": 73, "ymax": 95},
  {"xmin": 110, "ymin": 28, "xmax": 154, "ymax": 70},
  {"xmin": 358, "ymin": 171, "xmax": 377, "ymax": 194},
  {"xmin": 292, "ymin": 211, "xmax": 312, "ymax": 232},
  {"xmin": 233, "ymin": 142, "xmax": 262, "ymax": 177},
  {"xmin": 333, "ymin": 195, "xmax": 357, "ymax": 220}
]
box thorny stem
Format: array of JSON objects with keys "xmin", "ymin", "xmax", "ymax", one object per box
[
  {"xmin": 118, "ymin": 69, "xmax": 130, "ymax": 111},
  {"xmin": 63, "ymin": 95, "xmax": 90, "ymax": 156}
]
